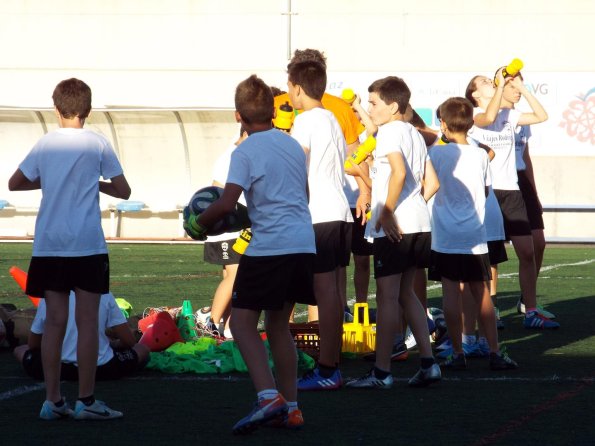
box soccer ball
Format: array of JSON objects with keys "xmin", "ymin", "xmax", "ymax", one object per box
[
  {"xmin": 189, "ymin": 186, "xmax": 223, "ymax": 215},
  {"xmin": 195, "ymin": 306, "xmax": 212, "ymax": 327}
]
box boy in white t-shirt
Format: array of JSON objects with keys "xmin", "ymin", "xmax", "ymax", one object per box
[
  {"xmin": 8, "ymin": 78, "xmax": 131, "ymax": 420},
  {"xmin": 465, "ymin": 69, "xmax": 558, "ymax": 330},
  {"xmin": 429, "ymin": 97, "xmax": 518, "ymax": 371},
  {"xmin": 346, "ymin": 76, "xmax": 441, "ymax": 389},
  {"xmin": 285, "ymin": 60, "xmax": 353, "ymax": 391},
  {"xmin": 191, "ymin": 75, "xmax": 316, "ymax": 434}
]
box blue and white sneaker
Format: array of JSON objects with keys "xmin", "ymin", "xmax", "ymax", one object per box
[
  {"xmin": 39, "ymin": 399, "xmax": 73, "ymax": 420},
  {"xmin": 297, "ymin": 367, "xmax": 342, "ymax": 391},
  {"xmin": 72, "ymin": 400, "xmax": 123, "ymax": 420},
  {"xmin": 437, "ymin": 341, "xmax": 483, "ymax": 359},
  {"xmin": 517, "ymin": 298, "xmax": 556, "ymax": 319},
  {"xmin": 232, "ymin": 394, "xmax": 288, "ymax": 435},
  {"xmin": 523, "ymin": 312, "xmax": 560, "ymax": 329},
  {"xmin": 345, "ymin": 368, "xmax": 393, "ymax": 389}
]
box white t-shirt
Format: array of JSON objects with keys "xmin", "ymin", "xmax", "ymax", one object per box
[
  {"xmin": 227, "ymin": 129, "xmax": 316, "ymax": 256},
  {"xmin": 19, "ymin": 128, "xmax": 123, "ymax": 256},
  {"xmin": 207, "ymin": 141, "xmax": 246, "ymax": 243},
  {"xmin": 291, "ymin": 108, "xmax": 352, "ymax": 224},
  {"xmin": 428, "ymin": 143, "xmax": 490, "ymax": 254},
  {"xmin": 514, "ymin": 125, "xmax": 531, "ymax": 171},
  {"xmin": 369, "ymin": 120, "xmax": 431, "ymax": 238},
  {"xmin": 31, "ymin": 292, "xmax": 126, "ymax": 366},
  {"xmin": 468, "ymin": 108, "xmax": 521, "ymax": 191}
]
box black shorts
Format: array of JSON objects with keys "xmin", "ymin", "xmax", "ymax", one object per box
[
  {"xmin": 350, "ymin": 208, "xmax": 373, "ymax": 256},
  {"xmin": 517, "ymin": 170, "xmax": 545, "ymax": 230},
  {"xmin": 232, "ymin": 253, "xmax": 316, "ymax": 310},
  {"xmin": 373, "ymin": 232, "xmax": 430, "ymax": 279},
  {"xmin": 26, "ymin": 254, "xmax": 109, "ymax": 298},
  {"xmin": 493, "ymin": 189, "xmax": 532, "ymax": 238},
  {"xmin": 203, "ymin": 239, "xmax": 241, "ymax": 265},
  {"xmin": 22, "ymin": 347, "xmax": 140, "ymax": 381},
  {"xmin": 487, "ymin": 240, "xmax": 508, "ymax": 266},
  {"xmin": 429, "ymin": 251, "xmax": 492, "ymax": 283},
  {"xmin": 313, "ymin": 221, "xmax": 351, "ymax": 273}
]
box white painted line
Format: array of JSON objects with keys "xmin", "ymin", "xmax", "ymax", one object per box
[{"xmin": 0, "ymin": 383, "xmax": 44, "ymax": 401}]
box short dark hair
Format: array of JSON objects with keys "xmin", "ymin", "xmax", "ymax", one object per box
[
  {"xmin": 368, "ymin": 76, "xmax": 410, "ymax": 114},
  {"xmin": 234, "ymin": 75, "xmax": 274, "ymax": 124},
  {"xmin": 438, "ymin": 97, "xmax": 474, "ymax": 133},
  {"xmin": 52, "ymin": 78, "xmax": 92, "ymax": 120},
  {"xmin": 464, "ymin": 76, "xmax": 481, "ymax": 107},
  {"xmin": 287, "ymin": 48, "xmax": 327, "ymax": 71},
  {"xmin": 287, "ymin": 61, "xmax": 326, "ymax": 101}
]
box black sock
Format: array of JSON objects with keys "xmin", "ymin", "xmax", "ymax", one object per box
[
  {"xmin": 420, "ymin": 357, "xmax": 435, "ymax": 369},
  {"xmin": 373, "ymin": 366, "xmax": 390, "ymax": 379},
  {"xmin": 317, "ymin": 363, "xmax": 337, "ymax": 378},
  {"xmin": 53, "ymin": 399, "xmax": 64, "ymax": 407},
  {"xmin": 78, "ymin": 395, "xmax": 95, "ymax": 406}
]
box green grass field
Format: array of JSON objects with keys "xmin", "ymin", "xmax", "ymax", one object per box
[{"xmin": 1, "ymin": 242, "xmax": 594, "ymax": 445}]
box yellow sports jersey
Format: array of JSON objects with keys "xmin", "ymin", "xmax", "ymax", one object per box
[{"xmin": 274, "ymin": 92, "xmax": 365, "ymax": 145}]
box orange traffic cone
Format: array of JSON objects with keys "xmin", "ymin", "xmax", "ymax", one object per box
[
  {"xmin": 138, "ymin": 311, "xmax": 184, "ymax": 352},
  {"xmin": 9, "ymin": 266, "xmax": 41, "ymax": 307}
]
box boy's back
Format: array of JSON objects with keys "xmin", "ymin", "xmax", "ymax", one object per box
[
  {"xmin": 429, "ymin": 142, "xmax": 490, "ymax": 254},
  {"xmin": 227, "ymin": 128, "xmax": 315, "ymax": 256},
  {"xmin": 370, "ymin": 120, "xmax": 430, "ymax": 236},
  {"xmin": 291, "ymin": 107, "xmax": 352, "ymax": 224},
  {"xmin": 19, "ymin": 128, "xmax": 122, "ymax": 256}
]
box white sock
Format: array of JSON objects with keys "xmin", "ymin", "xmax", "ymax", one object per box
[
  {"xmin": 257, "ymin": 389, "xmax": 279, "ymax": 401},
  {"xmin": 287, "ymin": 401, "xmax": 298, "ymax": 413}
]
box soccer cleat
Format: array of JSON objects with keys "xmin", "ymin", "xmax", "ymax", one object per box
[
  {"xmin": 517, "ymin": 298, "xmax": 556, "ymax": 319},
  {"xmin": 495, "ymin": 307, "xmax": 505, "ymax": 330},
  {"xmin": 408, "ymin": 363, "xmax": 442, "ymax": 387},
  {"xmin": 439, "ymin": 353, "xmax": 467, "ymax": 370},
  {"xmin": 297, "ymin": 367, "xmax": 343, "ymax": 391},
  {"xmin": 437, "ymin": 341, "xmax": 483, "ymax": 359},
  {"xmin": 265, "ymin": 408, "xmax": 304, "ymax": 430},
  {"xmin": 232, "ymin": 394, "xmax": 288, "ymax": 435},
  {"xmin": 363, "ymin": 340, "xmax": 409, "ymax": 362},
  {"xmin": 72, "ymin": 400, "xmax": 123, "ymax": 420},
  {"xmin": 523, "ymin": 313, "xmax": 560, "ymax": 329},
  {"xmin": 489, "ymin": 352, "xmax": 519, "ymax": 370},
  {"xmin": 39, "ymin": 399, "xmax": 74, "ymax": 420},
  {"xmin": 345, "ymin": 368, "xmax": 393, "ymax": 389}
]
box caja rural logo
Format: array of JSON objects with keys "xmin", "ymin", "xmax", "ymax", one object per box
[{"xmin": 559, "ymin": 88, "xmax": 595, "ymax": 145}]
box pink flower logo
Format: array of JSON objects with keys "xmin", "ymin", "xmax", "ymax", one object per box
[{"xmin": 559, "ymin": 89, "xmax": 595, "ymax": 145}]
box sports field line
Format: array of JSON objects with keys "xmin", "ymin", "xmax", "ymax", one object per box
[{"xmin": 0, "ymin": 382, "xmax": 44, "ymax": 401}]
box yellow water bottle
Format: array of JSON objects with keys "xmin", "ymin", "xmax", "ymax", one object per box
[
  {"xmin": 344, "ymin": 135, "xmax": 376, "ymax": 169},
  {"xmin": 495, "ymin": 58, "xmax": 524, "ymax": 86},
  {"xmin": 233, "ymin": 229, "xmax": 252, "ymax": 254},
  {"xmin": 273, "ymin": 101, "xmax": 294, "ymax": 132},
  {"xmin": 341, "ymin": 88, "xmax": 356, "ymax": 105}
]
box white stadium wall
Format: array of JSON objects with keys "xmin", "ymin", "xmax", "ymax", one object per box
[{"xmin": 0, "ymin": 1, "xmax": 594, "ymax": 240}]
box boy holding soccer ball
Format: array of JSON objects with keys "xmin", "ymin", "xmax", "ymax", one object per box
[
  {"xmin": 8, "ymin": 78, "xmax": 131, "ymax": 420},
  {"xmin": 188, "ymin": 74, "xmax": 316, "ymax": 434}
]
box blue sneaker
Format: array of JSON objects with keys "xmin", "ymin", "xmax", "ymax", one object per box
[
  {"xmin": 437, "ymin": 341, "xmax": 482, "ymax": 359},
  {"xmin": 297, "ymin": 367, "xmax": 342, "ymax": 391},
  {"xmin": 524, "ymin": 312, "xmax": 560, "ymax": 329},
  {"xmin": 232, "ymin": 394, "xmax": 288, "ymax": 435},
  {"xmin": 39, "ymin": 398, "xmax": 73, "ymax": 420}
]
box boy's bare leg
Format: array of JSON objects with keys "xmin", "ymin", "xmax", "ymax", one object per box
[
  {"xmin": 469, "ymin": 281, "xmax": 499, "ymax": 352},
  {"xmin": 441, "ymin": 278, "xmax": 464, "ymax": 355},
  {"xmin": 374, "ymin": 274, "xmax": 401, "ymax": 371},
  {"xmin": 399, "ymin": 267, "xmax": 432, "ymax": 357},
  {"xmin": 314, "ymin": 270, "xmax": 343, "ymax": 367},
  {"xmin": 509, "ymin": 234, "xmax": 537, "ymax": 309},
  {"xmin": 413, "ymin": 268, "xmax": 428, "ymax": 310},
  {"xmin": 461, "ymin": 283, "xmax": 478, "ymax": 336},
  {"xmin": 210, "ymin": 264, "xmax": 238, "ymax": 328},
  {"xmin": 532, "ymin": 229, "xmax": 546, "ymax": 275},
  {"xmin": 230, "ymin": 307, "xmax": 276, "ymax": 392},
  {"xmin": 42, "ymin": 291, "xmax": 69, "ymax": 402},
  {"xmin": 490, "ymin": 265, "xmax": 499, "ymax": 307},
  {"xmin": 74, "ymin": 288, "xmax": 100, "ymax": 399},
  {"xmin": 265, "ymin": 301, "xmax": 298, "ymax": 402}
]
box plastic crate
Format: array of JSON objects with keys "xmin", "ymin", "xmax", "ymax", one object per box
[
  {"xmin": 342, "ymin": 303, "xmax": 376, "ymax": 354},
  {"xmin": 289, "ymin": 322, "xmax": 320, "ymax": 359}
]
